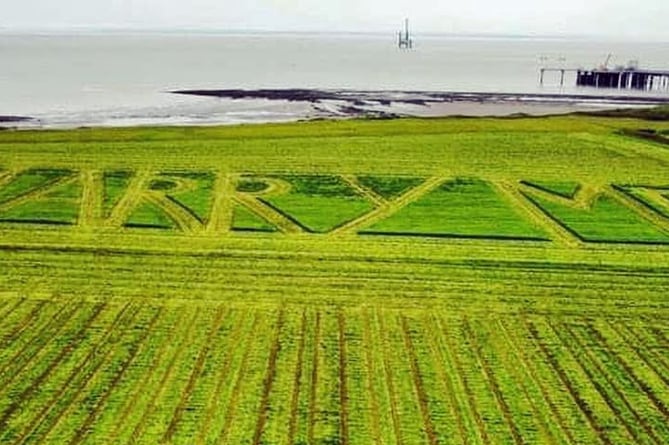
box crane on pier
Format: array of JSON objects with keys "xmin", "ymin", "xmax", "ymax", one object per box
[{"xmin": 599, "ymin": 53, "xmax": 613, "ymax": 71}]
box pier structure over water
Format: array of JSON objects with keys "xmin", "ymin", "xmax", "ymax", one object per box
[
  {"xmin": 575, "ymin": 69, "xmax": 669, "ymax": 91},
  {"xmin": 540, "ymin": 66, "xmax": 669, "ymax": 91}
]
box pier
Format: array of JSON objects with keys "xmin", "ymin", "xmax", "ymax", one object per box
[
  {"xmin": 540, "ymin": 66, "xmax": 669, "ymax": 91},
  {"xmin": 575, "ymin": 69, "xmax": 669, "ymax": 91},
  {"xmin": 539, "ymin": 68, "xmax": 579, "ymax": 88}
]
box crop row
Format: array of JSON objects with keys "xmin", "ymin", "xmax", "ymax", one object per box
[{"xmin": 1, "ymin": 296, "xmax": 668, "ymax": 444}]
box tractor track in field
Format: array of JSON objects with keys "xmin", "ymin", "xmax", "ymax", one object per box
[
  {"xmin": 307, "ymin": 312, "xmax": 322, "ymax": 445},
  {"xmin": 162, "ymin": 307, "xmax": 226, "ymax": 443},
  {"xmin": 400, "ymin": 316, "xmax": 438, "ymax": 445},
  {"xmin": 548, "ymin": 319, "xmax": 657, "ymax": 445},
  {"xmin": 5, "ymin": 303, "xmax": 118, "ymax": 444},
  {"xmin": 435, "ymin": 315, "xmax": 490, "ymax": 445},
  {"xmin": 145, "ymin": 192, "xmax": 202, "ymax": 234},
  {"xmin": 496, "ymin": 318, "xmax": 576, "ymax": 445},
  {"xmin": 252, "ymin": 309, "xmax": 285, "ymax": 445},
  {"xmin": 361, "ymin": 310, "xmax": 383, "ymax": 445},
  {"xmin": 126, "ymin": 310, "xmax": 198, "ymax": 443},
  {"xmin": 337, "ymin": 311, "xmax": 350, "ymax": 445},
  {"xmin": 584, "ymin": 323, "xmax": 669, "ymax": 423},
  {"xmin": 463, "ymin": 318, "xmax": 526, "ymax": 445},
  {"xmin": 15, "ymin": 304, "xmax": 140, "ymax": 445},
  {"xmin": 78, "ymin": 170, "xmax": 103, "ymax": 228},
  {"xmin": 614, "ymin": 186, "xmax": 669, "ymax": 220},
  {"xmin": 287, "ymin": 310, "xmax": 308, "ymax": 445},
  {"xmin": 0, "ymin": 297, "xmax": 26, "ymax": 326},
  {"xmin": 0, "ymin": 171, "xmax": 13, "ymax": 189},
  {"xmin": 612, "ymin": 323, "xmax": 669, "ymax": 389},
  {"xmin": 525, "ymin": 319, "xmax": 613, "ymax": 445},
  {"xmin": 106, "ymin": 171, "xmax": 152, "ymax": 227},
  {"xmin": 234, "ymin": 193, "xmax": 304, "ymax": 234},
  {"xmin": 375, "ymin": 310, "xmax": 404, "ymax": 445},
  {"xmin": 217, "ymin": 312, "xmax": 266, "ymax": 444},
  {"xmin": 50, "ymin": 306, "xmax": 148, "ymax": 440},
  {"xmin": 420, "ymin": 314, "xmax": 470, "ymax": 445},
  {"xmin": 480, "ymin": 317, "xmax": 555, "ymax": 445},
  {"xmin": 105, "ymin": 308, "xmax": 184, "ymax": 443},
  {"xmin": 0, "ymin": 299, "xmax": 48, "ymax": 348},
  {"xmin": 195, "ymin": 311, "xmax": 255, "ymax": 444},
  {"xmin": 494, "ymin": 181, "xmax": 581, "ymax": 247},
  {"xmin": 0, "ymin": 301, "xmax": 80, "ymax": 392},
  {"xmin": 341, "ymin": 175, "xmax": 387, "ymax": 207},
  {"xmin": 205, "ymin": 172, "xmax": 235, "ymax": 233},
  {"xmin": 641, "ymin": 325, "xmax": 669, "ymax": 374},
  {"xmin": 69, "ymin": 307, "xmax": 163, "ymax": 445},
  {"xmin": 561, "ymin": 320, "xmax": 661, "ymax": 445},
  {"xmin": 0, "ymin": 303, "xmax": 107, "ymax": 435}
]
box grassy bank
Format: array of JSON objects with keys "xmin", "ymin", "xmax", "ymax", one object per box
[{"xmin": 0, "ymin": 115, "xmax": 668, "ymax": 444}]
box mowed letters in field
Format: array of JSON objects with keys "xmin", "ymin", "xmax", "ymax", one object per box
[{"xmin": 0, "ymin": 116, "xmax": 669, "ymax": 444}]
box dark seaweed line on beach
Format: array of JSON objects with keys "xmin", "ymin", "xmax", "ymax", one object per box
[
  {"xmin": 0, "ymin": 116, "xmax": 34, "ymax": 123},
  {"xmin": 171, "ymin": 88, "xmax": 669, "ymax": 106}
]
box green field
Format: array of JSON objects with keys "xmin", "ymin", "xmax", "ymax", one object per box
[{"xmin": 1, "ymin": 115, "xmax": 669, "ymax": 444}]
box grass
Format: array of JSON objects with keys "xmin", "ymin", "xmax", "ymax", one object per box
[
  {"xmin": 231, "ymin": 205, "xmax": 277, "ymax": 232},
  {"xmin": 582, "ymin": 104, "xmax": 669, "ymax": 121},
  {"xmin": 264, "ymin": 175, "xmax": 375, "ymax": 233},
  {"xmin": 0, "ymin": 175, "xmax": 81, "ymax": 225},
  {"xmin": 617, "ymin": 185, "xmax": 669, "ymax": 219},
  {"xmin": 0, "ymin": 169, "xmax": 72, "ymax": 205},
  {"xmin": 364, "ymin": 178, "xmax": 548, "ymax": 240},
  {"xmin": 0, "ymin": 115, "xmax": 668, "ymax": 444},
  {"xmin": 357, "ymin": 175, "xmax": 425, "ymax": 199},
  {"xmin": 161, "ymin": 171, "xmax": 216, "ymax": 223},
  {"xmin": 530, "ymin": 194, "xmax": 669, "ymax": 243},
  {"xmin": 125, "ymin": 201, "xmax": 176, "ymax": 229},
  {"xmin": 0, "ymin": 199, "xmax": 79, "ymax": 224},
  {"xmin": 43, "ymin": 180, "xmax": 82, "ymax": 200},
  {"xmin": 521, "ymin": 180, "xmax": 581, "ymax": 198},
  {"xmin": 236, "ymin": 177, "xmax": 270, "ymax": 193},
  {"xmin": 103, "ymin": 171, "xmax": 133, "ymax": 217}
]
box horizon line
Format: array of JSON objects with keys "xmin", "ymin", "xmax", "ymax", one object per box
[{"xmin": 1, "ymin": 26, "xmax": 666, "ymax": 42}]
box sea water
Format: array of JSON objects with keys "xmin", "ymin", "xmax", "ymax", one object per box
[{"xmin": 2, "ymin": 31, "xmax": 669, "ymax": 126}]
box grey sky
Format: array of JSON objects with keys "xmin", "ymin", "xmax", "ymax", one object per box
[{"xmin": 2, "ymin": 0, "xmax": 669, "ymax": 39}]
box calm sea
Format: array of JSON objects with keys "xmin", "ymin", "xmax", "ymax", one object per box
[{"xmin": 2, "ymin": 32, "xmax": 669, "ymax": 126}]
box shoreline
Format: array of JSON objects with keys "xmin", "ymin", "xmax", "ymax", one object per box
[
  {"xmin": 173, "ymin": 88, "xmax": 669, "ymax": 105},
  {"xmin": 171, "ymin": 88, "xmax": 669, "ymax": 121},
  {"xmin": 3, "ymin": 89, "xmax": 669, "ymax": 130}
]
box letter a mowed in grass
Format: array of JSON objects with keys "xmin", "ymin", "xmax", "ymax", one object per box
[{"xmin": 1, "ymin": 115, "xmax": 669, "ymax": 444}]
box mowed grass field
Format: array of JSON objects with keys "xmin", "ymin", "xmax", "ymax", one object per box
[{"xmin": 1, "ymin": 115, "xmax": 669, "ymax": 444}]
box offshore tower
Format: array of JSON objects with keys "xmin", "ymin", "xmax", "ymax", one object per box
[{"xmin": 398, "ymin": 18, "xmax": 413, "ymax": 49}]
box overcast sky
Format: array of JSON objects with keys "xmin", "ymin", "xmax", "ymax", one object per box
[{"xmin": 2, "ymin": 0, "xmax": 669, "ymax": 39}]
